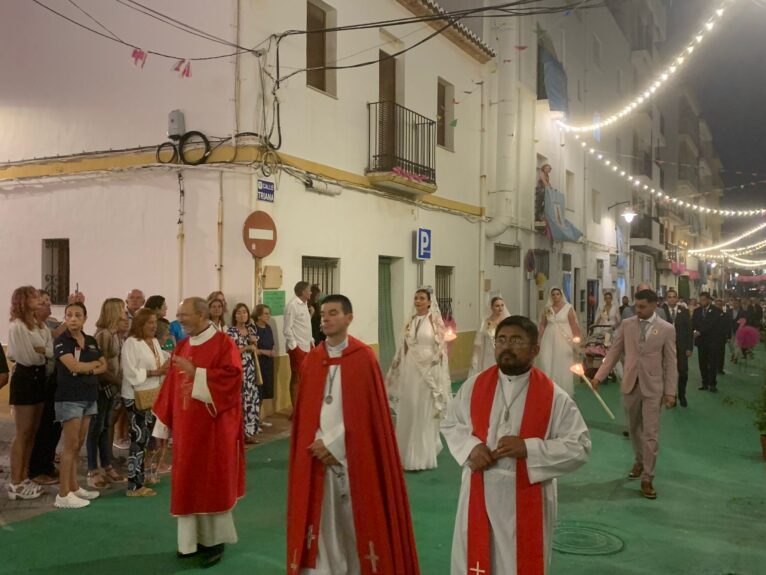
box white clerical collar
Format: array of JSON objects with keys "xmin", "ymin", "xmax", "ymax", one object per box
[
  {"xmin": 189, "ymin": 323, "xmax": 216, "ymax": 346},
  {"xmin": 499, "ymin": 368, "xmax": 531, "ymax": 386},
  {"xmin": 326, "ymin": 338, "xmax": 348, "ymax": 358}
]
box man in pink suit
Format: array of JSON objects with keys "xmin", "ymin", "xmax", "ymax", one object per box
[{"xmin": 592, "ymin": 289, "xmax": 677, "ymax": 499}]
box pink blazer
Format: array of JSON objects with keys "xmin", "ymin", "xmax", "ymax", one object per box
[{"xmin": 595, "ymin": 315, "xmax": 678, "ymax": 398}]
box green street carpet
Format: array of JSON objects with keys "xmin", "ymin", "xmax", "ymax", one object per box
[{"xmin": 1, "ymin": 355, "xmax": 765, "ymax": 574}]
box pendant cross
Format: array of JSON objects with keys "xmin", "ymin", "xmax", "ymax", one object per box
[
  {"xmin": 470, "ymin": 561, "xmax": 486, "ymax": 575},
  {"xmin": 306, "ymin": 525, "xmax": 316, "ymax": 550},
  {"xmin": 364, "ymin": 541, "xmax": 380, "ymax": 573}
]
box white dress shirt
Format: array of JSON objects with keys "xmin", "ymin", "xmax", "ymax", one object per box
[
  {"xmin": 284, "ymin": 296, "xmax": 313, "ymax": 352},
  {"xmin": 121, "ymin": 337, "xmax": 168, "ymax": 400}
]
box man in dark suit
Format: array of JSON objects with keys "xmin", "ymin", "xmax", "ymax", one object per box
[
  {"xmin": 745, "ymin": 296, "xmax": 763, "ymax": 329},
  {"xmin": 692, "ymin": 292, "xmax": 724, "ymax": 393},
  {"xmin": 662, "ymin": 289, "xmax": 694, "ymax": 407},
  {"xmin": 715, "ymin": 298, "xmax": 730, "ymax": 375}
]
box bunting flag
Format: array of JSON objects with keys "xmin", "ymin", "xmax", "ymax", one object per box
[
  {"xmin": 131, "ymin": 48, "xmax": 147, "ymax": 68},
  {"xmin": 449, "ymin": 119, "xmax": 458, "ymax": 128},
  {"xmin": 515, "ymin": 45, "xmax": 528, "ymax": 51}
]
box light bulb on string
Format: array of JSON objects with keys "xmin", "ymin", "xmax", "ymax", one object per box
[{"xmin": 557, "ymin": 1, "xmax": 735, "ymax": 134}]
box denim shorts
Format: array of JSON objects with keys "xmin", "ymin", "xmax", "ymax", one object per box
[{"xmin": 55, "ymin": 400, "xmax": 98, "ymax": 423}]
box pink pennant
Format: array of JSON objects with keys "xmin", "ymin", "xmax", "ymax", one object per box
[
  {"xmin": 514, "ymin": 45, "xmax": 528, "ymax": 51},
  {"xmin": 452, "ymin": 98, "xmax": 460, "ymax": 104},
  {"xmin": 131, "ymin": 48, "xmax": 147, "ymax": 68},
  {"xmin": 182, "ymin": 61, "xmax": 192, "ymax": 78},
  {"xmin": 173, "ymin": 59, "xmax": 186, "ymax": 72}
]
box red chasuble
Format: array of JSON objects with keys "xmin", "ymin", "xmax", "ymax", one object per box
[
  {"xmin": 286, "ymin": 337, "xmax": 420, "ymax": 575},
  {"xmin": 153, "ymin": 329, "xmax": 245, "ymax": 516},
  {"xmin": 467, "ymin": 365, "xmax": 554, "ymax": 575}
]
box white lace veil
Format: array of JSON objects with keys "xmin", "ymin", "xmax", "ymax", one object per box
[{"xmin": 385, "ymin": 287, "xmax": 453, "ymax": 417}]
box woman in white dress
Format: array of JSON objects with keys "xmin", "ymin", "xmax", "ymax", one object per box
[
  {"xmin": 536, "ymin": 287, "xmax": 582, "ymax": 396},
  {"xmin": 593, "ymin": 291, "xmax": 621, "ymax": 344},
  {"xmin": 386, "ymin": 289, "xmax": 452, "ymax": 471},
  {"xmin": 468, "ymin": 296, "xmax": 510, "ymax": 377}
]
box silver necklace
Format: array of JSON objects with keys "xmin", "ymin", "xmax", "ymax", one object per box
[
  {"xmin": 324, "ymin": 366, "xmax": 340, "ymax": 405},
  {"xmin": 498, "ymin": 378, "xmax": 512, "ymax": 422}
]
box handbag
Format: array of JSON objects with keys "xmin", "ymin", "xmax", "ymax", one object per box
[
  {"xmin": 135, "ymin": 386, "xmax": 160, "ymax": 411},
  {"xmin": 135, "ymin": 339, "xmax": 163, "ymax": 411}
]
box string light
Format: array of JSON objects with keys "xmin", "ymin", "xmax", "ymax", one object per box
[
  {"xmin": 727, "ymin": 255, "xmax": 766, "ymax": 268},
  {"xmin": 558, "ymin": 1, "xmax": 734, "ymax": 133},
  {"xmin": 568, "ymin": 133, "xmax": 766, "ymax": 218},
  {"xmin": 721, "ymin": 238, "xmax": 766, "ymax": 255},
  {"xmin": 689, "ymin": 222, "xmax": 766, "ymax": 254}
]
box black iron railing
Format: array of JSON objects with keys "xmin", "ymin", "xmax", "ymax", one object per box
[
  {"xmin": 367, "ymin": 101, "xmax": 436, "ymax": 185},
  {"xmin": 630, "ymin": 213, "xmax": 655, "ymax": 240}
]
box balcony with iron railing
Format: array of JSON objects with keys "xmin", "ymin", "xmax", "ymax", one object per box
[
  {"xmin": 630, "ymin": 213, "xmax": 663, "ymax": 254},
  {"xmin": 678, "ymin": 162, "xmax": 699, "ymax": 193},
  {"xmin": 679, "ymin": 112, "xmax": 700, "ymax": 151},
  {"xmin": 366, "ymin": 100, "xmax": 437, "ymax": 195},
  {"xmin": 632, "ymin": 150, "xmax": 653, "ymax": 179}
]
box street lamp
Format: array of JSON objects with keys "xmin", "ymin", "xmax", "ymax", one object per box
[{"xmin": 607, "ymin": 201, "xmax": 637, "ymax": 223}]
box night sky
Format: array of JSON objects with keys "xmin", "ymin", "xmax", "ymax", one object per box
[{"xmin": 667, "ymin": 0, "xmax": 766, "ymax": 234}]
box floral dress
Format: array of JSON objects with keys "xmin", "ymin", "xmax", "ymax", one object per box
[{"xmin": 226, "ymin": 324, "xmax": 260, "ymax": 436}]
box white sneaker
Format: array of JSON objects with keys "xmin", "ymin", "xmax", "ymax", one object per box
[
  {"xmin": 74, "ymin": 487, "xmax": 100, "ymax": 500},
  {"xmin": 55, "ymin": 492, "xmax": 90, "ymax": 509}
]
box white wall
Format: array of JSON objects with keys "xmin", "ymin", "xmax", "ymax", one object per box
[
  {"xmin": 0, "ymin": 168, "xmax": 480, "ymax": 345},
  {"xmin": 1, "ymin": 0, "xmax": 236, "ymax": 161}
]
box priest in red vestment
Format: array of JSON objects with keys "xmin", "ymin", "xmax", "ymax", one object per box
[
  {"xmin": 287, "ymin": 294, "xmax": 420, "ymax": 575},
  {"xmin": 152, "ymin": 297, "xmax": 245, "ymax": 569},
  {"xmin": 442, "ymin": 315, "xmax": 590, "ymax": 575}
]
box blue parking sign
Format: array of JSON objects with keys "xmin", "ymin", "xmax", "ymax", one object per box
[{"xmin": 415, "ymin": 228, "xmax": 431, "ymax": 260}]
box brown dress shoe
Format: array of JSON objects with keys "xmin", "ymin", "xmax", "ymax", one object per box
[
  {"xmin": 640, "ymin": 480, "xmax": 657, "ymax": 499},
  {"xmin": 627, "ymin": 463, "xmax": 643, "ymax": 480}
]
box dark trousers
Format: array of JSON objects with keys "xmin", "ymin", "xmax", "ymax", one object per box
[
  {"xmin": 28, "ymin": 375, "xmax": 62, "ymax": 478},
  {"xmin": 697, "ymin": 343, "xmax": 720, "ymax": 390},
  {"xmin": 677, "ymin": 352, "xmax": 689, "ymax": 402},
  {"xmin": 86, "ymin": 388, "xmax": 114, "ymax": 471},
  {"xmin": 718, "ymin": 339, "xmax": 727, "ymax": 372}
]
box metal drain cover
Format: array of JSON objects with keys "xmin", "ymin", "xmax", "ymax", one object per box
[
  {"xmin": 553, "ymin": 521, "xmax": 625, "ymax": 556},
  {"xmin": 727, "ymin": 496, "xmax": 766, "ymax": 519}
]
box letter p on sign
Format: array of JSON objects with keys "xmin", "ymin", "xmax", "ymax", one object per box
[{"xmin": 415, "ymin": 228, "xmax": 432, "ymax": 260}]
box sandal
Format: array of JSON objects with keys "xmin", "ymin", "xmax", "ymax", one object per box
[
  {"xmin": 126, "ymin": 486, "xmax": 157, "ymax": 497},
  {"xmin": 7, "ymin": 481, "xmax": 43, "ymax": 501},
  {"xmin": 103, "ymin": 467, "xmax": 127, "ymax": 483},
  {"xmin": 87, "ymin": 472, "xmax": 109, "ymax": 489}
]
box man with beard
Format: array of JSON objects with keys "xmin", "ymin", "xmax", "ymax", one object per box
[{"xmin": 442, "ymin": 315, "xmax": 591, "ymax": 575}]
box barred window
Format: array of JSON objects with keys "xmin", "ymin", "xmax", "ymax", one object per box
[
  {"xmin": 562, "ymin": 253, "xmax": 572, "ymax": 272},
  {"xmin": 302, "ymin": 256, "xmax": 338, "ymax": 294},
  {"xmin": 494, "ymin": 243, "xmax": 520, "ymax": 267},
  {"xmin": 435, "ymin": 265, "xmax": 454, "ymax": 318},
  {"xmin": 533, "ymin": 250, "xmax": 550, "ymax": 277},
  {"xmin": 42, "ymin": 239, "xmax": 69, "ymax": 305}
]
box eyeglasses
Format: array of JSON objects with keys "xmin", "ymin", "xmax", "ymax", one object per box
[{"xmin": 495, "ymin": 336, "xmax": 531, "ymax": 348}]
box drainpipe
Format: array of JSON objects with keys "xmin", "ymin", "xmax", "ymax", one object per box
[
  {"xmin": 176, "ymin": 171, "xmax": 186, "ymax": 304},
  {"xmin": 478, "ymin": 78, "xmax": 488, "ymax": 314},
  {"xmin": 217, "ymin": 172, "xmax": 224, "ymax": 290},
  {"xmin": 485, "ymin": 20, "xmax": 517, "ymax": 239}
]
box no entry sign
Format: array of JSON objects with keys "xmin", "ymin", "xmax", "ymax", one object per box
[{"xmin": 242, "ymin": 211, "xmax": 277, "ymax": 258}]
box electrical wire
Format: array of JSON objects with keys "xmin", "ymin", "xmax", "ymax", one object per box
[
  {"xmin": 31, "ymin": 0, "xmax": 256, "ymax": 61},
  {"xmin": 67, "ymin": 0, "xmax": 123, "ymax": 41}
]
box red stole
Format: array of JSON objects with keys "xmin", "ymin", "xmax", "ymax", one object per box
[
  {"xmin": 286, "ymin": 337, "xmax": 420, "ymax": 575},
  {"xmin": 467, "ymin": 365, "xmax": 554, "ymax": 575}
]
